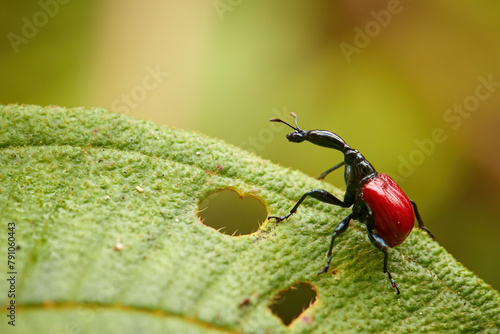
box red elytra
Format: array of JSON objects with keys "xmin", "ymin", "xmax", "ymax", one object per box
[{"xmin": 361, "ymin": 173, "xmax": 414, "ymax": 248}]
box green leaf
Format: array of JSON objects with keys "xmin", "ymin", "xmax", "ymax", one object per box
[{"xmin": 1, "ymin": 104, "xmax": 499, "ymax": 333}]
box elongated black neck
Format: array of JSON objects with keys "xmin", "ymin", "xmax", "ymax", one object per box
[{"xmin": 304, "ymin": 130, "xmax": 351, "ymax": 153}]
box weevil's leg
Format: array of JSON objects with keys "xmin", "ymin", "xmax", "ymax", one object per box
[
  {"xmin": 317, "ymin": 161, "xmax": 345, "ymax": 180},
  {"xmin": 367, "ymin": 227, "xmax": 400, "ymax": 295},
  {"xmin": 318, "ymin": 213, "xmax": 352, "ymax": 274},
  {"xmin": 268, "ymin": 189, "xmax": 352, "ymax": 222},
  {"xmin": 410, "ymin": 199, "xmax": 435, "ymax": 239}
]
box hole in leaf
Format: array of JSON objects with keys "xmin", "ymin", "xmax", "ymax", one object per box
[
  {"xmin": 198, "ymin": 189, "xmax": 266, "ymax": 236},
  {"xmin": 269, "ymin": 282, "xmax": 317, "ymax": 326}
]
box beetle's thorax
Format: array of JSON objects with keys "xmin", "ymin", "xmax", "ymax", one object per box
[{"xmin": 344, "ymin": 148, "xmax": 377, "ymax": 181}]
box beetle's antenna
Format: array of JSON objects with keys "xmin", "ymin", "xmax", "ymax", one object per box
[
  {"xmin": 269, "ymin": 112, "xmax": 301, "ymax": 131},
  {"xmin": 290, "ymin": 112, "xmax": 301, "ymax": 130},
  {"xmin": 269, "ymin": 118, "xmax": 297, "ymax": 130}
]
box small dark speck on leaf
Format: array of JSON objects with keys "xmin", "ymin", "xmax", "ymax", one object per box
[
  {"xmin": 302, "ymin": 315, "xmax": 312, "ymax": 324},
  {"xmin": 239, "ymin": 297, "xmax": 251, "ymax": 308}
]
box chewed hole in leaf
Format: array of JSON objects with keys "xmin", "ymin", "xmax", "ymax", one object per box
[
  {"xmin": 197, "ymin": 189, "xmax": 267, "ymax": 236},
  {"xmin": 269, "ymin": 282, "xmax": 318, "ymax": 326}
]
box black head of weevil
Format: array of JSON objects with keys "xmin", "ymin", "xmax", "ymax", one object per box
[{"xmin": 268, "ymin": 113, "xmax": 435, "ymax": 295}]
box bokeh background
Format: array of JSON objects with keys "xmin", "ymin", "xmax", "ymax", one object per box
[{"xmin": 2, "ymin": 1, "xmax": 500, "ymax": 291}]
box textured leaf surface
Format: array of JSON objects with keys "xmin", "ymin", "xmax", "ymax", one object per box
[{"xmin": 1, "ymin": 105, "xmax": 499, "ymax": 333}]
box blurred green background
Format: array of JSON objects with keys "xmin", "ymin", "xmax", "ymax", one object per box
[{"xmin": 1, "ymin": 1, "xmax": 499, "ymax": 290}]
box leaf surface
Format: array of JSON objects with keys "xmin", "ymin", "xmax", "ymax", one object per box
[{"xmin": 1, "ymin": 105, "xmax": 499, "ymax": 333}]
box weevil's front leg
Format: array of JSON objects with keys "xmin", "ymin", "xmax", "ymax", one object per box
[
  {"xmin": 317, "ymin": 161, "xmax": 345, "ymax": 180},
  {"xmin": 268, "ymin": 189, "xmax": 352, "ymax": 222}
]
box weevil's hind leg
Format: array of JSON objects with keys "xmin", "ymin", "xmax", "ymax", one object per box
[
  {"xmin": 367, "ymin": 227, "xmax": 400, "ymax": 295},
  {"xmin": 410, "ymin": 199, "xmax": 435, "ymax": 239},
  {"xmin": 318, "ymin": 213, "xmax": 352, "ymax": 275},
  {"xmin": 268, "ymin": 189, "xmax": 352, "ymax": 222},
  {"xmin": 317, "ymin": 161, "xmax": 345, "ymax": 180}
]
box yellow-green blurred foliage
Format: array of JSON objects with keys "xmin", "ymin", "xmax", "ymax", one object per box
[{"xmin": 1, "ymin": 1, "xmax": 499, "ymax": 289}]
